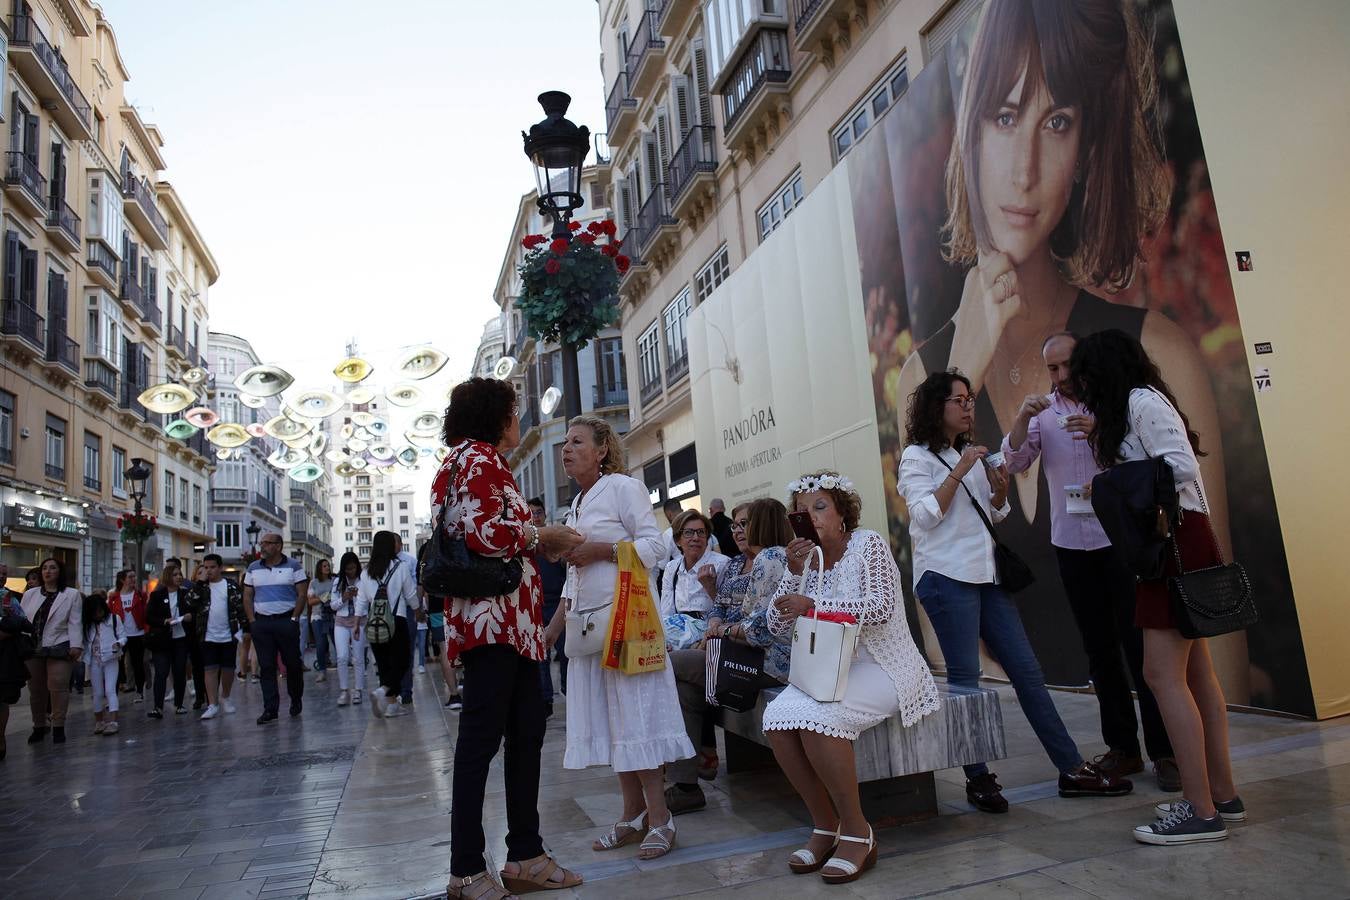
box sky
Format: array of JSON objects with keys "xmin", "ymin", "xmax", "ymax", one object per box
[{"xmin": 97, "ymin": 0, "xmax": 606, "ymax": 506}]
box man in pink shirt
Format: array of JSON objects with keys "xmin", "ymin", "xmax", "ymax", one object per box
[{"xmin": 1002, "ymin": 332, "xmax": 1178, "ymax": 791}]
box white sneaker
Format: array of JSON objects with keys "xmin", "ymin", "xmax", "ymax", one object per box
[
  {"xmin": 384, "ymin": 702, "xmax": 407, "ymax": 718},
  {"xmin": 369, "ymin": 689, "xmax": 386, "ymax": 720},
  {"xmin": 352, "ymin": 690, "xmax": 363, "ymax": 705},
  {"xmin": 223, "ymin": 699, "xmax": 237, "ymax": 714},
  {"xmin": 200, "ymin": 704, "xmax": 220, "ymax": 720},
  {"xmin": 93, "ymin": 721, "xmax": 106, "ymax": 735},
  {"xmin": 337, "ymin": 690, "xmax": 350, "ymax": 707},
  {"xmin": 417, "ymin": 665, "xmax": 426, "ymax": 674},
  {"xmin": 104, "ymin": 721, "xmax": 119, "ymax": 735}
]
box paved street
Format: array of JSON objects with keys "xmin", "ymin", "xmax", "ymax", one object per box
[{"xmin": 3, "ymin": 657, "xmax": 1348, "ymax": 900}]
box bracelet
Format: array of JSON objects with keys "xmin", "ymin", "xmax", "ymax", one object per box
[
  {"xmin": 944, "ymin": 474, "xmax": 960, "ymax": 487},
  {"xmin": 525, "ymin": 524, "xmax": 540, "ymax": 552},
  {"xmin": 610, "ymin": 542, "xmax": 619, "ymax": 563}
]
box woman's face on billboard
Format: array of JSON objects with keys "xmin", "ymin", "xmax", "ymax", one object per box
[{"xmin": 976, "ymin": 66, "xmax": 1081, "ymax": 267}]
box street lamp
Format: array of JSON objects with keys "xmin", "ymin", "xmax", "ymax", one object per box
[
  {"xmin": 125, "ymin": 456, "xmax": 152, "ymax": 586},
  {"xmin": 523, "ymin": 91, "xmax": 590, "ymax": 421},
  {"xmin": 245, "ymin": 519, "xmax": 260, "ymax": 558}
]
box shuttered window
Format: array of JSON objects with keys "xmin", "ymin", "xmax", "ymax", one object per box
[{"xmin": 922, "ymin": 0, "xmax": 984, "ymax": 63}]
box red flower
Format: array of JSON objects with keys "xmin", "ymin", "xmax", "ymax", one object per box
[
  {"xmin": 549, "ymin": 238, "xmax": 570, "ymax": 255},
  {"xmin": 611, "ymin": 239, "xmax": 622, "ymax": 250},
  {"xmin": 615, "ymin": 255, "xmax": 631, "ymax": 273},
  {"xmin": 567, "ymin": 221, "xmax": 582, "ymax": 231},
  {"xmin": 601, "ymin": 244, "xmax": 618, "ymax": 258},
  {"xmin": 602, "ymin": 220, "xmax": 618, "ymax": 237},
  {"xmin": 522, "ymin": 234, "xmax": 547, "ymax": 249},
  {"xmin": 544, "ymin": 258, "xmax": 562, "ymax": 275},
  {"xmin": 149, "ymin": 516, "xmax": 157, "ymax": 525},
  {"xmin": 587, "ymin": 221, "xmax": 606, "ymax": 235},
  {"xmin": 577, "ymin": 232, "xmax": 596, "ymax": 245},
  {"xmin": 116, "ymin": 518, "xmax": 124, "ymax": 529}
]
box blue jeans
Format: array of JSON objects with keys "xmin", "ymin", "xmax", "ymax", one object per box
[
  {"xmin": 916, "ymin": 571, "xmax": 1083, "ymax": 777},
  {"xmin": 399, "ymin": 613, "xmax": 418, "ymax": 702},
  {"xmin": 311, "ymin": 616, "xmax": 332, "ymax": 670}
]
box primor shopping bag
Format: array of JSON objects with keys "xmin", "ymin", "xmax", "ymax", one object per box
[{"xmin": 602, "ymin": 542, "xmax": 667, "ymax": 675}]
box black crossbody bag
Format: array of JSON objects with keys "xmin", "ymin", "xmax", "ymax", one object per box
[
  {"xmin": 420, "ymin": 447, "xmax": 524, "ymax": 599},
  {"xmin": 931, "ymin": 451, "xmax": 1035, "ymax": 594}
]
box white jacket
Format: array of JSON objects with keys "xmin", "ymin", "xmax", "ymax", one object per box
[{"xmin": 85, "ymin": 616, "xmax": 124, "ymax": 664}]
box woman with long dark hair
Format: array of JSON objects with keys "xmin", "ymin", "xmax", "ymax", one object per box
[
  {"xmin": 898, "ymin": 371, "xmax": 1129, "ymax": 813},
  {"xmin": 329, "ymin": 552, "xmax": 366, "ymax": 706},
  {"xmin": 307, "ymin": 559, "xmax": 335, "ymax": 682},
  {"xmin": 146, "ymin": 565, "xmax": 197, "ymax": 718},
  {"xmin": 109, "ymin": 569, "xmax": 148, "ymax": 702},
  {"xmin": 84, "ymin": 592, "xmax": 123, "ymax": 735},
  {"xmin": 357, "ymin": 531, "xmax": 418, "ymax": 719},
  {"xmin": 1070, "ymin": 329, "xmax": 1241, "ymax": 845},
  {"xmin": 21, "ymin": 557, "xmax": 83, "ymax": 744}
]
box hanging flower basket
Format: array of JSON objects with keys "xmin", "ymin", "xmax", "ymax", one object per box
[
  {"xmin": 516, "ymin": 219, "xmax": 626, "ymax": 348},
  {"xmin": 118, "ymin": 512, "xmax": 158, "ymax": 543},
  {"xmin": 239, "ymin": 548, "xmax": 262, "ymax": 564}
]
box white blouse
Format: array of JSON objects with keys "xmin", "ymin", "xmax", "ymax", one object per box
[
  {"xmin": 659, "ymin": 548, "xmax": 730, "ymax": 618},
  {"xmin": 562, "ymin": 474, "xmax": 667, "ymax": 612},
  {"xmin": 355, "ymin": 558, "xmax": 419, "ymax": 619},
  {"xmin": 1117, "ymin": 388, "xmax": 1206, "ymax": 513},
  {"xmin": 897, "ymin": 444, "xmax": 1011, "ymax": 589}
]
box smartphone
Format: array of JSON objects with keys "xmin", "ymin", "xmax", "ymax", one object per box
[{"xmin": 788, "ymin": 511, "xmax": 822, "ymax": 545}]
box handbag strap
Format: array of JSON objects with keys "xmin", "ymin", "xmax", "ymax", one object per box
[
  {"xmin": 930, "ymin": 450, "xmax": 1002, "ymax": 545},
  {"xmin": 1135, "ymin": 389, "xmax": 1226, "ymax": 573}
]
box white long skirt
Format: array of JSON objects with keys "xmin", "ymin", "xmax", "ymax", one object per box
[{"xmin": 563, "ymin": 651, "xmax": 695, "ymax": 773}]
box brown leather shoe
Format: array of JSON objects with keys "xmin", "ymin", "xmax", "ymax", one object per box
[
  {"xmin": 1059, "ymin": 761, "xmax": 1133, "ymax": 797},
  {"xmin": 1154, "ymin": 756, "xmax": 1183, "ymax": 792},
  {"xmin": 664, "ymin": 784, "xmax": 707, "ymax": 816},
  {"xmin": 1092, "ymin": 750, "xmax": 1145, "ymax": 778},
  {"xmin": 965, "ymin": 772, "xmax": 1009, "ymax": 813}
]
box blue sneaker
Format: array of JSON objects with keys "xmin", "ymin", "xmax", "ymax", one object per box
[
  {"xmin": 1155, "ymin": 796, "xmax": 1246, "ymax": 823},
  {"xmin": 1135, "ymin": 799, "xmax": 1228, "ymax": 845}
]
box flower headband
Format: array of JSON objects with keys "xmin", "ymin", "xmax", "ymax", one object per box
[{"xmin": 786, "ymin": 473, "xmax": 857, "ymax": 496}]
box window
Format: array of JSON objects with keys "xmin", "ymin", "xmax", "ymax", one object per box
[
  {"xmin": 215, "ymin": 522, "xmax": 240, "ymax": 549},
  {"xmin": 399, "ymin": 516, "xmax": 409, "ymax": 524},
  {"xmin": 44, "ymin": 414, "xmax": 65, "ymax": 480},
  {"xmin": 356, "ymin": 475, "xmax": 371, "ymax": 486},
  {"xmin": 358, "ymin": 531, "xmax": 372, "ymax": 543},
  {"xmin": 345, "ymin": 532, "xmax": 353, "ymax": 542},
  {"xmin": 86, "ymin": 172, "xmax": 125, "ymax": 247},
  {"xmin": 595, "ymin": 337, "xmax": 627, "ymax": 404},
  {"xmin": 399, "ymin": 501, "xmax": 409, "ymax": 510},
  {"xmin": 83, "ymin": 432, "xmax": 101, "ymax": 491},
  {"xmin": 377, "ymin": 517, "xmax": 385, "ymax": 526},
  {"xmin": 192, "ymin": 485, "xmax": 202, "ymax": 524},
  {"xmin": 401, "ymin": 530, "xmax": 409, "ymax": 540},
  {"xmin": 694, "ymin": 245, "xmax": 731, "ymax": 303},
  {"xmin": 111, "ymin": 446, "xmax": 127, "ymax": 496},
  {"xmin": 163, "ymin": 470, "xmax": 175, "ymax": 514},
  {"xmin": 663, "ymin": 288, "xmax": 692, "ymax": 378},
  {"xmin": 356, "ymin": 489, "xmax": 371, "ymax": 500},
  {"xmin": 668, "ymin": 443, "xmax": 699, "ymax": 500},
  {"xmin": 922, "ymin": 0, "xmax": 983, "ymax": 63},
  {"xmin": 376, "ymin": 503, "xmax": 385, "ymax": 511},
  {"xmin": 86, "ymin": 293, "xmax": 123, "ymax": 364},
  {"xmin": 357, "ymin": 503, "xmax": 370, "ymax": 514},
  {"xmin": 831, "ymin": 57, "xmax": 909, "ymax": 161},
  {"xmin": 343, "ymin": 504, "xmax": 353, "ymax": 513},
  {"xmin": 643, "ymin": 457, "xmax": 667, "ymax": 506},
  {"xmin": 0, "ymin": 390, "xmax": 13, "ymax": 466},
  {"xmin": 638, "ymin": 321, "xmax": 662, "ymax": 396},
  {"xmin": 358, "ymin": 517, "xmax": 372, "ymax": 528},
  {"xmin": 757, "ymin": 169, "xmax": 804, "ymax": 241}
]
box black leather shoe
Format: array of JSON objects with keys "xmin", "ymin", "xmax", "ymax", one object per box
[
  {"xmin": 27, "ymin": 727, "xmax": 48, "ymax": 744},
  {"xmin": 289, "ymin": 702, "xmax": 302, "ymax": 717},
  {"xmin": 1059, "ymin": 761, "xmax": 1133, "ymax": 797},
  {"xmin": 52, "ymin": 727, "xmax": 66, "ymax": 744},
  {"xmin": 966, "ymin": 772, "xmax": 1010, "ymax": 813},
  {"xmin": 257, "ymin": 712, "xmax": 278, "ymax": 725}
]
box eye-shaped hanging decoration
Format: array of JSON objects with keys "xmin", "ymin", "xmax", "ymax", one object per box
[
  {"xmin": 346, "ymin": 437, "xmax": 370, "ymax": 453},
  {"xmin": 283, "ymin": 432, "xmax": 313, "ymax": 450},
  {"xmin": 409, "ymin": 411, "xmax": 441, "ymax": 437},
  {"xmin": 245, "ymin": 423, "xmax": 268, "ymax": 439},
  {"xmin": 240, "ymin": 393, "xmax": 268, "ymax": 409},
  {"xmin": 395, "ymin": 346, "xmax": 449, "ymax": 380},
  {"xmin": 163, "ymin": 419, "xmax": 199, "ymax": 440},
  {"xmin": 346, "ymin": 386, "xmax": 375, "ymax": 405},
  {"xmin": 397, "ymin": 446, "xmax": 420, "ymax": 467},
  {"xmin": 215, "ymin": 447, "xmax": 233, "ymax": 461},
  {"xmin": 367, "ymin": 420, "xmax": 390, "ymax": 439},
  {"xmin": 235, "ymin": 364, "xmax": 293, "ymax": 398},
  {"xmin": 287, "ymin": 389, "xmax": 343, "ymax": 420},
  {"xmin": 180, "ymin": 367, "xmax": 209, "ymax": 387},
  {"xmin": 385, "ymin": 383, "xmax": 422, "ymax": 407},
  {"xmin": 263, "ymin": 415, "xmax": 311, "ymax": 441},
  {"xmin": 353, "ymin": 427, "xmax": 374, "ymax": 443},
  {"xmin": 350, "ymin": 412, "xmax": 376, "ymax": 427},
  {"xmin": 368, "ymin": 444, "xmax": 395, "ymax": 462},
  {"xmin": 310, "ymin": 432, "xmax": 328, "ymax": 456},
  {"xmin": 539, "ymin": 386, "xmax": 563, "ymax": 417},
  {"xmin": 334, "ymin": 461, "xmax": 359, "ymax": 477},
  {"xmin": 405, "ymin": 431, "xmax": 440, "ymax": 449},
  {"xmin": 493, "ymin": 357, "xmax": 517, "ymax": 380},
  {"xmin": 367, "ymin": 455, "xmax": 396, "ymax": 469},
  {"xmin": 267, "ymin": 445, "xmax": 308, "ymax": 469},
  {"xmin": 435, "ymin": 446, "xmax": 451, "ymax": 463},
  {"xmin": 325, "ymin": 448, "xmax": 351, "ymax": 464},
  {"xmin": 348, "ymin": 456, "xmax": 368, "ymax": 471},
  {"xmin": 333, "ymin": 357, "xmax": 373, "ymax": 384},
  {"xmin": 339, "ymin": 423, "xmax": 355, "ymax": 441},
  {"xmin": 287, "ymin": 461, "xmax": 324, "ymax": 483},
  {"xmin": 139, "ymin": 383, "xmax": 197, "ymax": 415},
  {"xmin": 184, "ymin": 407, "xmax": 219, "ymax": 429},
  {"xmin": 206, "ymin": 423, "xmax": 250, "ymax": 448}
]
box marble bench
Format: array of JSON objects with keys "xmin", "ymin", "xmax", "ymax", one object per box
[{"xmin": 718, "ymin": 682, "xmax": 1007, "ymax": 825}]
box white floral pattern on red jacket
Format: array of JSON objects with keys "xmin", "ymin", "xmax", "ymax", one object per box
[{"xmin": 430, "ymin": 440, "xmax": 544, "ymax": 662}]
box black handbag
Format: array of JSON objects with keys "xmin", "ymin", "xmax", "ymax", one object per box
[
  {"xmin": 704, "ymin": 636, "xmax": 768, "ymax": 712},
  {"xmin": 420, "ymin": 449, "xmax": 524, "ymax": 599},
  {"xmin": 932, "ymin": 451, "xmax": 1035, "ymax": 593},
  {"xmin": 1167, "ymin": 493, "xmax": 1257, "ymax": 640}
]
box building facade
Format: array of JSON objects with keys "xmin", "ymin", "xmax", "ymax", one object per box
[
  {"xmin": 469, "ymin": 315, "xmax": 505, "ymax": 380},
  {"xmin": 597, "ymin": 0, "xmax": 973, "ymax": 509},
  {"xmin": 494, "ymin": 166, "xmax": 629, "ymax": 519},
  {"xmin": 0, "ymin": 0, "xmax": 218, "ymax": 592},
  {"xmin": 287, "ymin": 477, "xmax": 333, "ymax": 575}
]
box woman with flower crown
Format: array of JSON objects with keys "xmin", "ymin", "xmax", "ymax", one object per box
[{"xmin": 762, "ymin": 470, "xmax": 940, "ymax": 886}]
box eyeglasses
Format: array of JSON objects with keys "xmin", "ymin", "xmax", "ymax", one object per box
[
  {"xmin": 679, "ymin": 528, "xmax": 708, "ymax": 539},
  {"xmin": 946, "ymin": 395, "xmax": 976, "ymax": 409},
  {"xmin": 731, "ymin": 519, "xmax": 750, "ymax": 531},
  {"xmin": 261, "ymin": 539, "xmax": 283, "ymax": 546}
]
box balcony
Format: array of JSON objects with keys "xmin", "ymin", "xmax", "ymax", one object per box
[
  {"xmin": 659, "ymin": 0, "xmax": 699, "ymax": 38},
  {"xmin": 8, "ymin": 15, "xmax": 94, "ymax": 141},
  {"xmin": 183, "ymin": 431, "xmax": 210, "ymax": 460},
  {"xmin": 593, "ymin": 132, "xmax": 611, "ymax": 167},
  {"xmin": 640, "ymin": 375, "xmax": 663, "ymax": 409},
  {"xmin": 666, "ymin": 349, "xmax": 690, "ymax": 386},
  {"xmin": 83, "ymin": 357, "xmax": 118, "ymax": 399},
  {"xmin": 122, "ymin": 174, "xmax": 169, "ymax": 249},
  {"xmin": 667, "ymin": 125, "xmax": 718, "ymax": 222},
  {"xmin": 86, "ymin": 240, "xmax": 119, "ymax": 292},
  {"xmin": 720, "ymin": 29, "xmax": 793, "ymax": 155},
  {"xmin": 117, "ymin": 379, "xmax": 155, "ymax": 424},
  {"xmin": 167, "ymin": 325, "xmax": 187, "ymax": 360},
  {"xmin": 517, "ymin": 397, "xmax": 537, "ymax": 435},
  {"xmin": 254, "ymin": 492, "xmax": 285, "ymax": 523},
  {"xmin": 44, "ymin": 463, "xmax": 64, "ymax": 481},
  {"xmin": 187, "ymin": 344, "xmax": 200, "ymax": 366},
  {"xmin": 210, "ymin": 487, "xmax": 248, "ymax": 505},
  {"xmin": 791, "ymin": 0, "xmax": 865, "ymax": 63},
  {"xmin": 605, "ymin": 71, "xmax": 638, "ymax": 146},
  {"xmin": 626, "ymin": 9, "xmax": 668, "ymax": 98},
  {"xmin": 616, "ymin": 228, "xmax": 649, "ymax": 299},
  {"xmin": 45, "ymin": 199, "xmax": 81, "ymax": 255},
  {"xmin": 83, "ymin": 475, "xmax": 101, "ymax": 492},
  {"xmin": 44, "ymin": 331, "xmax": 79, "ymax": 376},
  {"xmin": 593, "ymin": 384, "xmax": 629, "ymax": 410},
  {"xmin": 0, "ymin": 300, "xmax": 45, "ymax": 352},
  {"xmin": 636, "ymin": 184, "xmax": 679, "ymax": 261},
  {"xmin": 4, "ymin": 152, "xmax": 48, "ymax": 218}
]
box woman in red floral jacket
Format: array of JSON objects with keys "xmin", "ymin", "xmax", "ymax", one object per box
[{"xmin": 433, "ymin": 377, "xmax": 584, "ymax": 900}]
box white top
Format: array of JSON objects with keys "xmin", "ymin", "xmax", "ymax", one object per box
[
  {"xmin": 1117, "ymin": 387, "xmax": 1206, "ymax": 513},
  {"xmin": 766, "ymin": 529, "xmax": 941, "ymax": 729},
  {"xmin": 86, "ymin": 616, "xmax": 123, "ymax": 664},
  {"xmin": 562, "ymin": 474, "xmax": 667, "ymax": 612},
  {"xmin": 355, "ymin": 558, "xmax": 418, "ymax": 619},
  {"xmin": 898, "ymin": 444, "xmax": 1011, "ymax": 589},
  {"xmin": 397, "ymin": 551, "xmax": 422, "ymax": 611},
  {"xmin": 206, "ymin": 580, "xmax": 232, "ymax": 643},
  {"xmin": 118, "ymin": 591, "xmax": 143, "ymax": 636},
  {"xmin": 659, "ymin": 549, "xmax": 730, "ymax": 618},
  {"xmin": 166, "ymin": 591, "xmax": 187, "ymax": 640}
]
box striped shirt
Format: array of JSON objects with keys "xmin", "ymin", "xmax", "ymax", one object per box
[{"xmin": 244, "ymin": 558, "xmax": 307, "ymax": 616}]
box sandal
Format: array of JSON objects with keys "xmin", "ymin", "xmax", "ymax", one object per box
[
  {"xmin": 500, "ymin": 853, "xmax": 583, "ymax": 893},
  {"xmin": 592, "ymin": 810, "xmax": 647, "ymax": 851},
  {"xmin": 820, "ymin": 826, "xmax": 877, "ymax": 885},
  {"xmin": 788, "ymin": 826, "xmax": 840, "ymax": 874},
  {"xmin": 446, "ymin": 871, "xmax": 517, "ymax": 900},
  {"xmin": 638, "ymin": 815, "xmax": 677, "ymax": 860}
]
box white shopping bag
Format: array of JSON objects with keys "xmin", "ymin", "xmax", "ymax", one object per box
[{"xmin": 787, "ymin": 547, "xmax": 860, "ymax": 702}]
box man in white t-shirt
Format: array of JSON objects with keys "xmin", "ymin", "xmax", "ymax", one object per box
[{"xmin": 195, "ymin": 554, "xmax": 244, "ymax": 720}]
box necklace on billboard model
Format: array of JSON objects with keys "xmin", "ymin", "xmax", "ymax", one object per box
[{"xmin": 999, "ymin": 285, "xmax": 1073, "ymax": 386}]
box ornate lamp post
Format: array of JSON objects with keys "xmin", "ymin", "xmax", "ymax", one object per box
[
  {"xmin": 245, "ymin": 519, "xmax": 261, "ymax": 561},
  {"xmin": 523, "ymin": 91, "xmax": 591, "ymax": 421},
  {"xmin": 124, "ymin": 457, "xmax": 152, "ymax": 586}
]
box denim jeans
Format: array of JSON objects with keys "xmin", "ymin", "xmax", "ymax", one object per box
[
  {"xmin": 916, "ymin": 571, "xmax": 1083, "ymax": 777},
  {"xmin": 310, "ymin": 616, "xmax": 332, "ymax": 670},
  {"xmin": 399, "ymin": 612, "xmax": 418, "ymax": 702}
]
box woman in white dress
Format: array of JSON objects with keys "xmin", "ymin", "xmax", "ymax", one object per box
[
  {"xmin": 544, "ymin": 416, "xmax": 695, "ymax": 860},
  {"xmin": 764, "ymin": 471, "xmax": 941, "ymax": 885}
]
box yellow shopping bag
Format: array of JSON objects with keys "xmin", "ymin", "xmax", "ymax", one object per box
[{"xmin": 602, "ymin": 542, "xmax": 667, "ymax": 675}]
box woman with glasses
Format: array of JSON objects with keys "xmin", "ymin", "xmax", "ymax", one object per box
[{"xmin": 898, "ymin": 371, "xmax": 1129, "ymax": 815}]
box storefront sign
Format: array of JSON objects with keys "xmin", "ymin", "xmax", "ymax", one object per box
[{"xmin": 9, "ymin": 503, "xmax": 89, "ymax": 538}]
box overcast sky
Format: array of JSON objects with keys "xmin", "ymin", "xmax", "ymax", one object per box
[{"xmin": 98, "ymin": 0, "xmax": 605, "ymax": 504}]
